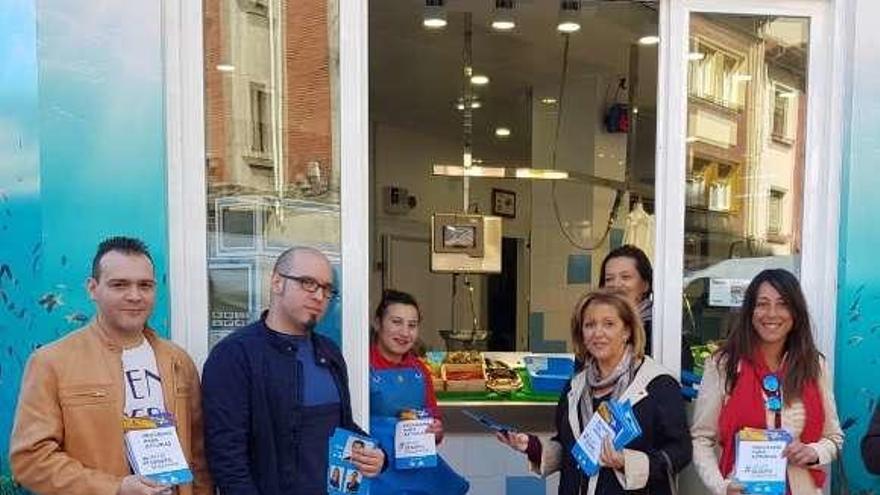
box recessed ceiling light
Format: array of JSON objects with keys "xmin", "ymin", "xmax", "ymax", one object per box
[
  {"xmin": 495, "ymin": 127, "xmax": 511, "ymax": 138},
  {"xmin": 423, "ymin": 0, "xmax": 447, "ymax": 30},
  {"xmin": 557, "ymin": 21, "xmax": 581, "ymax": 33},
  {"xmin": 423, "ymin": 17, "xmax": 447, "ymax": 29},
  {"xmin": 491, "ymin": 20, "xmax": 516, "ymax": 31},
  {"xmin": 471, "ymin": 101, "xmax": 482, "ymax": 109},
  {"xmin": 492, "ymin": 0, "xmax": 516, "ymax": 31},
  {"xmin": 470, "ymin": 75, "xmax": 490, "ymax": 85},
  {"xmin": 557, "ymin": 0, "xmax": 580, "ymax": 33},
  {"xmin": 216, "ymin": 64, "xmax": 235, "ymax": 72},
  {"xmin": 639, "ymin": 35, "xmax": 660, "ymax": 45},
  {"xmin": 541, "ymin": 97, "xmax": 558, "ymax": 105}
]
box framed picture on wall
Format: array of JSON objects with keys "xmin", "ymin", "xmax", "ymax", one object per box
[{"xmin": 491, "ymin": 188, "xmax": 516, "ymax": 218}]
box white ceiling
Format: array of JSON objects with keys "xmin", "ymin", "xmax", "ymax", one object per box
[{"xmin": 369, "ymin": 0, "xmax": 659, "ymax": 162}]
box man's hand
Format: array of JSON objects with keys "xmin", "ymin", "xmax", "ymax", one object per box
[
  {"xmin": 351, "ymin": 446, "xmax": 385, "ymax": 478},
  {"xmin": 117, "ymin": 475, "xmax": 171, "ymax": 495}
]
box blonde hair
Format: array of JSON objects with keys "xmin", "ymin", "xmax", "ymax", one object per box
[{"xmin": 570, "ymin": 289, "xmax": 646, "ymax": 362}]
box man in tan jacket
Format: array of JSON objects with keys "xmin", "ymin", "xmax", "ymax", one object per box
[{"xmin": 10, "ymin": 236, "xmax": 212, "ymax": 495}]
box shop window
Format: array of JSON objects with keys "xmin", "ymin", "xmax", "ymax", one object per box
[
  {"xmin": 683, "ymin": 13, "xmax": 808, "ymax": 374},
  {"xmin": 204, "ymin": 0, "xmax": 341, "ymax": 345},
  {"xmin": 370, "ymin": 1, "xmax": 660, "ymax": 405}
]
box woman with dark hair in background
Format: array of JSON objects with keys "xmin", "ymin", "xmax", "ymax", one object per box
[
  {"xmin": 368, "ymin": 290, "xmax": 468, "ymax": 495},
  {"xmin": 497, "ymin": 289, "xmax": 692, "ymax": 495},
  {"xmin": 691, "ymin": 269, "xmax": 843, "ymax": 494},
  {"xmin": 600, "ymin": 245, "xmax": 654, "ymax": 352}
]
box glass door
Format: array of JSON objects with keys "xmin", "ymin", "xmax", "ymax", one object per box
[{"xmin": 654, "ymin": 0, "xmax": 839, "ymax": 378}]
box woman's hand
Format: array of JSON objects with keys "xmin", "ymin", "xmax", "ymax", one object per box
[
  {"xmin": 495, "ymin": 431, "xmax": 530, "ymax": 453},
  {"xmin": 782, "ymin": 440, "xmax": 819, "ymax": 466},
  {"xmin": 725, "ymin": 480, "xmax": 745, "ymax": 494},
  {"xmin": 599, "ymin": 437, "xmax": 624, "ymax": 470},
  {"xmin": 351, "ymin": 446, "xmax": 385, "ymax": 478},
  {"xmin": 427, "ymin": 418, "xmax": 444, "ymax": 443}
]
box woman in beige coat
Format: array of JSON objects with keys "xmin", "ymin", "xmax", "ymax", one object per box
[{"xmin": 691, "ymin": 269, "xmax": 843, "ymax": 495}]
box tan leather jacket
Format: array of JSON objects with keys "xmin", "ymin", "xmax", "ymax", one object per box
[{"xmin": 10, "ymin": 322, "xmax": 213, "ymax": 495}]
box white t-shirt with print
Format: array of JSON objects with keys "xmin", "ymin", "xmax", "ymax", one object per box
[{"xmin": 121, "ymin": 339, "xmax": 166, "ymax": 418}]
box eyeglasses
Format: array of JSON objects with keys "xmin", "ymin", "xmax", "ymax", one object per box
[
  {"xmin": 278, "ymin": 274, "xmax": 339, "ymax": 301},
  {"xmin": 762, "ymin": 373, "xmax": 782, "ymax": 412}
]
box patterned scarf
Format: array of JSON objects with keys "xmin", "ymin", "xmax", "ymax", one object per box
[{"xmin": 579, "ymin": 346, "xmax": 637, "ymax": 427}]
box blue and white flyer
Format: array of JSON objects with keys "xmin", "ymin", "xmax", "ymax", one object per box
[
  {"xmin": 734, "ymin": 428, "xmax": 792, "ymax": 495},
  {"xmin": 570, "ymin": 400, "xmax": 642, "ymax": 476},
  {"xmin": 123, "ymin": 414, "xmax": 193, "ymax": 486},
  {"xmin": 328, "ymin": 428, "xmax": 374, "ymax": 495},
  {"xmin": 394, "ymin": 418, "xmax": 437, "ymax": 469}
]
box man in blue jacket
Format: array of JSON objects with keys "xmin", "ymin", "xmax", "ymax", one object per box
[{"xmin": 202, "ymin": 247, "xmax": 384, "ymax": 494}]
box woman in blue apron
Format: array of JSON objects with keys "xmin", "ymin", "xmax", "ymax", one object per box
[{"xmin": 369, "ymin": 290, "xmax": 469, "ymax": 495}]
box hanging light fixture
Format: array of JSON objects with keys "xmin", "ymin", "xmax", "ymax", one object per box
[
  {"xmin": 423, "ymin": 0, "xmax": 447, "ymax": 30},
  {"xmin": 557, "ymin": 0, "xmax": 581, "ymax": 33},
  {"xmin": 491, "ymin": 0, "xmax": 516, "ymax": 31}
]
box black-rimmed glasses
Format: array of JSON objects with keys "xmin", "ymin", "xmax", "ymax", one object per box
[{"xmin": 278, "ymin": 273, "xmax": 339, "ymax": 301}]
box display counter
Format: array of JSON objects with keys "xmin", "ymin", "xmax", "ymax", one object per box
[{"xmin": 424, "ymin": 351, "xmax": 571, "ymax": 433}]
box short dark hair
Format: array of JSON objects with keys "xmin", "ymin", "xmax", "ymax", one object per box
[
  {"xmin": 374, "ymin": 289, "xmax": 421, "ymax": 322},
  {"xmin": 599, "ymin": 244, "xmax": 653, "ymax": 300},
  {"xmin": 91, "ymin": 236, "xmax": 153, "ymax": 280}
]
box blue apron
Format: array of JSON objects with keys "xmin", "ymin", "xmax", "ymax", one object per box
[{"xmin": 369, "ymin": 367, "xmax": 469, "ymax": 495}]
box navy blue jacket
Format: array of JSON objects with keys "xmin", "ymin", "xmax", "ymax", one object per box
[{"xmin": 202, "ymin": 317, "xmax": 366, "ymax": 495}]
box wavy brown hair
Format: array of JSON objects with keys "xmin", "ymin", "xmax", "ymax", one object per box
[
  {"xmin": 570, "ymin": 289, "xmax": 646, "ymax": 363},
  {"xmin": 717, "ymin": 269, "xmax": 820, "ymax": 404}
]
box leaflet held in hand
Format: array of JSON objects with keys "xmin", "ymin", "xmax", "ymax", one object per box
[
  {"xmin": 570, "ymin": 400, "xmax": 642, "ymax": 476},
  {"xmin": 734, "ymin": 428, "xmax": 792, "ymax": 495},
  {"xmin": 394, "ymin": 418, "xmax": 437, "ymax": 469},
  {"xmin": 327, "ymin": 428, "xmax": 374, "ymax": 495},
  {"xmin": 123, "ymin": 413, "xmax": 193, "ymax": 486}
]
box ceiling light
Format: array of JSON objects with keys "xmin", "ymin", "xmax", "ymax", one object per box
[
  {"xmin": 639, "ymin": 35, "xmax": 660, "ymax": 45},
  {"xmin": 433, "ymin": 165, "xmax": 507, "ymax": 178},
  {"xmin": 495, "ymin": 127, "xmax": 511, "ymax": 138},
  {"xmin": 423, "ymin": 0, "xmax": 447, "ymax": 30},
  {"xmin": 454, "ymin": 98, "xmax": 482, "ymax": 110},
  {"xmin": 216, "ymin": 64, "xmax": 235, "ymax": 72},
  {"xmin": 540, "ymin": 97, "xmax": 558, "ymax": 105},
  {"xmin": 687, "ymin": 52, "xmax": 705, "ymax": 61},
  {"xmin": 557, "ymin": 0, "xmax": 581, "ymax": 33},
  {"xmin": 492, "ymin": 0, "xmax": 516, "ymax": 31},
  {"xmin": 470, "ymin": 74, "xmax": 490, "ymax": 85},
  {"xmin": 515, "ymin": 168, "xmax": 569, "ymax": 180}
]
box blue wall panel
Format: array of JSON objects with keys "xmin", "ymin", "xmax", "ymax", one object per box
[
  {"xmin": 0, "ymin": 1, "xmax": 169, "ymax": 486},
  {"xmin": 836, "ymin": 0, "xmax": 880, "ymax": 491}
]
